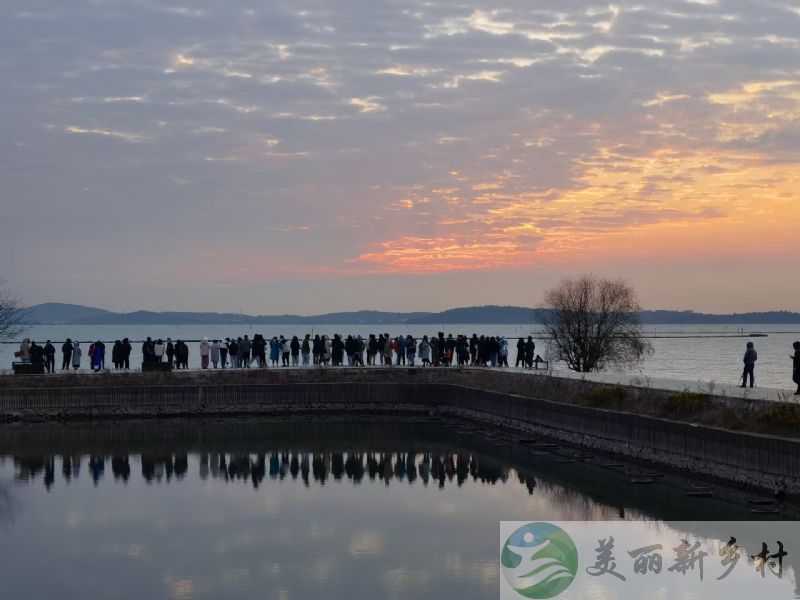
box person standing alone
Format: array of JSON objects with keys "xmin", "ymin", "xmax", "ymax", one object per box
[
  {"xmin": 43, "ymin": 340, "xmax": 56, "ymax": 373},
  {"xmin": 200, "ymin": 338, "xmax": 210, "ymax": 369},
  {"xmin": 792, "ymin": 341, "xmax": 800, "ymax": 395},
  {"xmin": 61, "ymin": 338, "xmax": 72, "ymax": 370},
  {"xmin": 741, "ymin": 342, "xmax": 757, "ymax": 388}
]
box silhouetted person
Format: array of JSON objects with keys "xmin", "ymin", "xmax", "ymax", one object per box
[
  {"xmin": 793, "ymin": 341, "xmax": 800, "ymax": 395},
  {"xmin": 91, "ymin": 340, "xmax": 103, "ymax": 371},
  {"xmin": 142, "ymin": 337, "xmax": 154, "ymax": 365},
  {"xmin": 112, "ymin": 340, "xmax": 122, "ymax": 369},
  {"xmin": 229, "ymin": 338, "xmax": 239, "ymax": 368},
  {"xmin": 175, "ymin": 340, "xmax": 189, "ymax": 369},
  {"xmin": 29, "ymin": 341, "xmax": 44, "ymax": 372},
  {"xmin": 43, "ymin": 341, "xmax": 55, "ymax": 373},
  {"xmin": 220, "ymin": 339, "xmax": 229, "ymax": 368},
  {"xmin": 396, "ymin": 335, "xmax": 405, "ymax": 365},
  {"xmin": 96, "ymin": 340, "xmax": 106, "ymax": 369},
  {"xmin": 121, "ymin": 338, "xmax": 132, "ymax": 369},
  {"xmin": 301, "ymin": 334, "xmax": 311, "ymax": 366},
  {"xmin": 290, "ymin": 335, "xmax": 300, "ymax": 366},
  {"xmin": 280, "ymin": 335, "xmax": 290, "ymax": 367},
  {"xmin": 741, "ymin": 342, "xmax": 757, "ymax": 388},
  {"xmin": 524, "ymin": 337, "xmax": 536, "ymax": 368},
  {"xmin": 515, "ymin": 337, "xmax": 525, "ymax": 367},
  {"xmin": 383, "ymin": 334, "xmax": 393, "ymax": 365},
  {"xmin": 165, "ymin": 338, "xmax": 175, "ymax": 367},
  {"xmin": 61, "ymin": 338, "xmax": 72, "ymax": 370},
  {"xmin": 331, "ymin": 334, "xmax": 344, "ymax": 366},
  {"xmin": 240, "ymin": 335, "xmax": 251, "ymax": 367}
]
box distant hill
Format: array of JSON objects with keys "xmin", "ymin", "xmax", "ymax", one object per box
[
  {"xmin": 20, "ymin": 303, "xmax": 116, "ymax": 324},
  {"xmin": 17, "ymin": 303, "xmax": 800, "ymax": 325}
]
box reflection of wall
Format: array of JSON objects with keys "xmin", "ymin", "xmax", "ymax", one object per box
[{"xmin": 1, "ymin": 419, "xmax": 792, "ymax": 525}]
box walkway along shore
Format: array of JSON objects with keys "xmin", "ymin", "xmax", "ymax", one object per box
[{"xmin": 1, "ymin": 368, "xmax": 799, "ymax": 495}]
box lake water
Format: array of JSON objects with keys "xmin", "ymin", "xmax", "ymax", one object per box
[
  {"xmin": 0, "ymin": 418, "xmax": 796, "ymax": 599},
  {"xmin": 3, "ymin": 323, "xmax": 799, "ymax": 390}
]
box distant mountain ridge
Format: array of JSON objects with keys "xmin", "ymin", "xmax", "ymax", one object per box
[{"xmin": 18, "ymin": 303, "xmax": 800, "ymax": 325}]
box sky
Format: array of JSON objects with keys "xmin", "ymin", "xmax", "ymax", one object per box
[{"xmin": 1, "ymin": 0, "xmax": 799, "ymax": 314}]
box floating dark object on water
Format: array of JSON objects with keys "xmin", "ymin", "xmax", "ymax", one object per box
[
  {"xmin": 690, "ymin": 485, "xmax": 714, "ymax": 491},
  {"xmin": 748, "ymin": 333, "xmax": 768, "ymax": 338},
  {"xmin": 554, "ymin": 457, "xmax": 576, "ymax": 464},
  {"xmin": 686, "ymin": 490, "xmax": 712, "ymax": 497},
  {"xmin": 533, "ymin": 443, "xmax": 558, "ymax": 449},
  {"xmin": 642, "ymin": 472, "xmax": 664, "ymax": 478},
  {"xmin": 601, "ymin": 463, "xmax": 625, "ymax": 468},
  {"xmin": 574, "ymin": 453, "xmax": 594, "ymax": 459},
  {"xmin": 750, "ymin": 507, "xmax": 779, "ymax": 515},
  {"xmin": 747, "ymin": 498, "xmax": 776, "ymax": 506},
  {"xmin": 630, "ymin": 478, "xmax": 656, "ymax": 484}
]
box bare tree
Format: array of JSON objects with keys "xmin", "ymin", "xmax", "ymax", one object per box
[
  {"xmin": 0, "ymin": 281, "xmax": 24, "ymax": 341},
  {"xmin": 539, "ymin": 274, "xmax": 652, "ymax": 373}
]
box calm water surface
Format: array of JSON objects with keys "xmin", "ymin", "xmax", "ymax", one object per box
[{"xmin": 0, "ymin": 419, "xmax": 797, "ymax": 599}]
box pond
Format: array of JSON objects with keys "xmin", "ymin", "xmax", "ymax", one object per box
[{"xmin": 0, "ymin": 418, "xmax": 796, "ymax": 599}]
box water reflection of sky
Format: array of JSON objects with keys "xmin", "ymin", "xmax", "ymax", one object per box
[{"xmin": 0, "ymin": 420, "xmax": 796, "ymax": 599}]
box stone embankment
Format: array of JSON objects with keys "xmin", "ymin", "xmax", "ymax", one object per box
[{"xmin": 1, "ymin": 368, "xmax": 798, "ymax": 493}]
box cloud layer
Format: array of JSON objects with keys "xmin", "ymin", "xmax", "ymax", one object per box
[{"xmin": 1, "ymin": 0, "xmax": 799, "ymax": 311}]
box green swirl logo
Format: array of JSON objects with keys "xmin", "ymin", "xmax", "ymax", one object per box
[{"xmin": 501, "ymin": 523, "xmax": 579, "ymax": 598}]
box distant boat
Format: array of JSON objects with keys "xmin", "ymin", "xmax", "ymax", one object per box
[{"xmin": 748, "ymin": 333, "xmax": 768, "ymax": 337}]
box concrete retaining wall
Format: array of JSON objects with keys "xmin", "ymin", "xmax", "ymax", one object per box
[
  {"xmin": 0, "ymin": 383, "xmax": 445, "ymax": 419},
  {"xmin": 442, "ymin": 385, "xmax": 800, "ymax": 493},
  {"xmin": 1, "ymin": 381, "xmax": 798, "ymax": 493}
]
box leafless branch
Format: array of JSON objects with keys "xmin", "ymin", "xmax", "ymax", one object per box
[
  {"xmin": 0, "ymin": 280, "xmax": 25, "ymax": 341},
  {"xmin": 538, "ymin": 273, "xmax": 652, "ymax": 372}
]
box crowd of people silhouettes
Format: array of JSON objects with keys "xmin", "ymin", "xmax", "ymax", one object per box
[
  {"xmin": 10, "ymin": 335, "xmax": 800, "ymax": 394},
  {"xmin": 131, "ymin": 332, "xmax": 543, "ymax": 370},
  {"xmin": 13, "ymin": 333, "xmax": 542, "ymax": 372}
]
